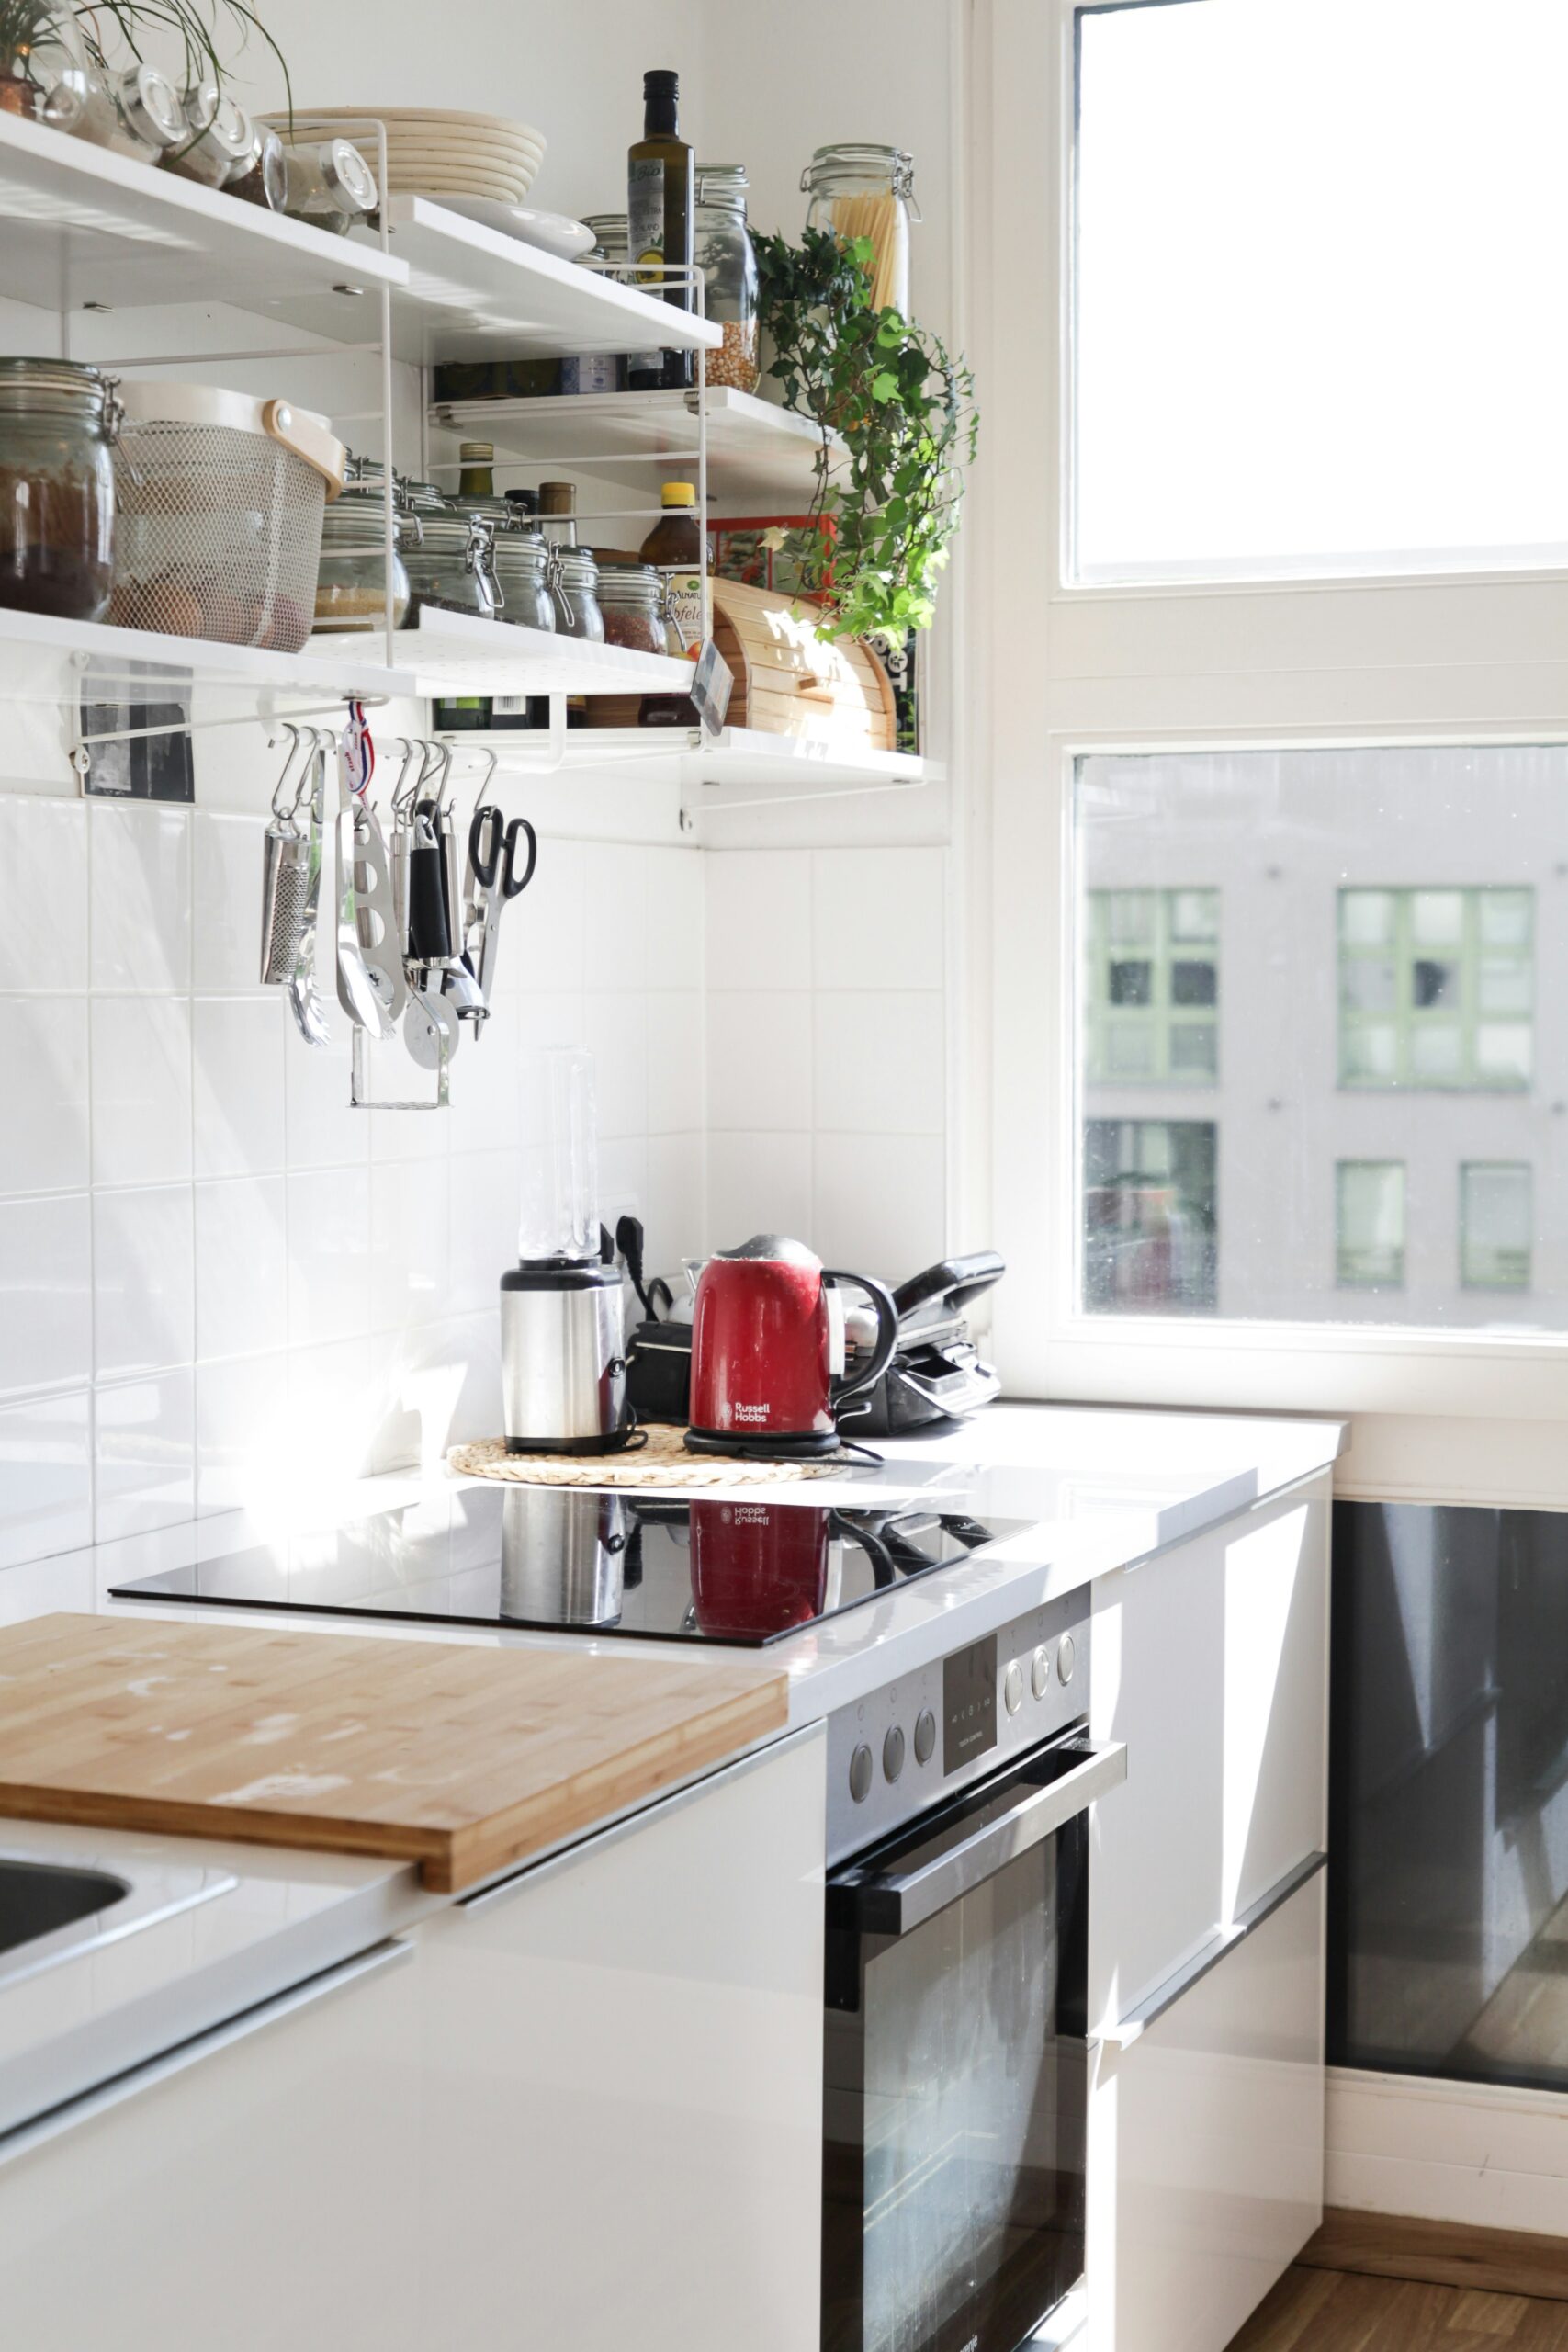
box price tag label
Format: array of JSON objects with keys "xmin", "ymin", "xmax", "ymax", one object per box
[{"xmin": 690, "ymin": 640, "xmax": 735, "ymax": 740}]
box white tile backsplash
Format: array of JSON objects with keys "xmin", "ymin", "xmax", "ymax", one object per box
[
  {"xmin": 813, "ymin": 991, "xmax": 945, "ymax": 1137},
  {"xmin": 195, "ymin": 1174, "xmax": 288, "ymax": 1361},
  {"xmin": 193, "ymin": 995, "xmax": 287, "ymax": 1178},
  {"xmin": 90, "ymin": 994, "xmax": 194, "ymax": 1188},
  {"xmin": 0, "ymin": 1193, "xmax": 93, "ymax": 1398},
  {"xmin": 705, "ymin": 849, "xmax": 813, "ymax": 990},
  {"xmin": 89, "ymin": 802, "xmax": 192, "ymax": 992},
  {"xmin": 94, "ymin": 1368, "xmax": 196, "ymax": 1542},
  {"xmin": 0, "ymin": 798, "xmax": 87, "ymax": 992},
  {"xmin": 0, "ymin": 1389, "xmax": 92, "ymax": 1569},
  {"xmin": 0, "ymin": 998, "xmax": 89, "ymax": 1193},
  {"xmin": 708, "ymin": 1131, "xmax": 814, "ymax": 1251},
  {"xmin": 813, "ymin": 1131, "xmax": 946, "ymax": 1278},
  {"xmin": 192, "ymin": 811, "xmax": 267, "ymax": 990},
  {"xmin": 286, "ymin": 1167, "xmax": 372, "ymax": 1347},
  {"xmin": 812, "ymin": 847, "xmax": 947, "ymax": 991},
  {"xmin": 706, "ymin": 992, "xmax": 813, "ymax": 1133},
  {"xmin": 93, "ymin": 1183, "xmax": 196, "ymax": 1381}
]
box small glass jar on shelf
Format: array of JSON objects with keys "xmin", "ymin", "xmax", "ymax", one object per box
[
  {"xmin": 163, "ymin": 82, "xmax": 254, "ymax": 187},
  {"xmin": 694, "ymin": 164, "xmax": 760, "ymax": 393},
  {"xmin": 595, "ymin": 563, "xmax": 671, "ymax": 656},
  {"xmin": 403, "ymin": 507, "xmax": 502, "ymax": 623},
  {"xmin": 312, "ymin": 469, "xmax": 412, "ymax": 635},
  {"xmin": 551, "ymin": 547, "xmax": 604, "ymax": 643},
  {"xmin": 0, "ymin": 358, "xmax": 121, "ymax": 622},
  {"xmin": 491, "ymin": 531, "xmax": 555, "ymax": 635},
  {"xmin": 227, "ymin": 115, "xmax": 287, "ymax": 209},
  {"xmin": 802, "ymin": 142, "xmax": 919, "ymax": 316},
  {"xmin": 281, "ymin": 137, "xmax": 378, "ymax": 236}
]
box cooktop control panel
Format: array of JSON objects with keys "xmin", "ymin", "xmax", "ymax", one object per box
[{"xmin": 824, "ymin": 1592, "xmax": 1091, "ymax": 1866}]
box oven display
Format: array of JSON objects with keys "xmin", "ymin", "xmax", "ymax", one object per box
[{"xmin": 942, "ymin": 1633, "xmax": 998, "ymax": 1775}]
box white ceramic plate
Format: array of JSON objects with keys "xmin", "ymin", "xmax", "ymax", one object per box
[{"xmin": 421, "ymin": 197, "xmax": 595, "ymax": 258}]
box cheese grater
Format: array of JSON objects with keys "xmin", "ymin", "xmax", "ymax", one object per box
[{"xmin": 259, "ymin": 818, "xmax": 311, "ymax": 986}]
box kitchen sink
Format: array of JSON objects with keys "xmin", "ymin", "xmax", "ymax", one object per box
[{"xmin": 0, "ymin": 1858, "xmax": 129, "ymax": 1959}]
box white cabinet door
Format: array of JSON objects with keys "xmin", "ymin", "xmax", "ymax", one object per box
[
  {"xmin": 410, "ymin": 1728, "xmax": 826, "ymax": 2352},
  {"xmin": 0, "ymin": 1941, "xmax": 423, "ymax": 2352},
  {"xmin": 1089, "ymin": 1474, "xmax": 1330, "ymax": 2024},
  {"xmin": 1087, "ymin": 1869, "xmax": 1326, "ymax": 2352}
]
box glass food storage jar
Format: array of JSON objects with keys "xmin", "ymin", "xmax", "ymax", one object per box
[
  {"xmin": 694, "ymin": 164, "xmax": 760, "ymax": 393},
  {"xmin": 164, "ymin": 82, "xmax": 254, "ymax": 188},
  {"xmin": 595, "ymin": 563, "xmax": 671, "ymax": 656},
  {"xmin": 282, "ymin": 138, "xmax": 378, "ymax": 235},
  {"xmin": 491, "ymin": 531, "xmax": 556, "ymax": 634},
  {"xmin": 313, "ymin": 481, "xmax": 411, "ymax": 634},
  {"xmin": 228, "ymin": 115, "xmax": 286, "ymax": 209},
  {"xmin": 802, "ymin": 142, "xmax": 919, "ymax": 316},
  {"xmin": 403, "ymin": 510, "xmax": 502, "ymax": 621},
  {"xmin": 551, "ymin": 547, "xmax": 604, "ymax": 642},
  {"xmin": 0, "ymin": 359, "xmax": 120, "ymax": 621}
]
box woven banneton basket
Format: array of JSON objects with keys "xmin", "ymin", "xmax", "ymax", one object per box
[{"xmin": 448, "ymin": 1424, "xmax": 857, "ymax": 1489}]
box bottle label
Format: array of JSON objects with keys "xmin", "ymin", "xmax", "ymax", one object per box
[
  {"xmin": 628, "ymin": 157, "xmax": 665, "ymax": 285},
  {"xmin": 654, "ymin": 564, "xmax": 705, "ymax": 656}
]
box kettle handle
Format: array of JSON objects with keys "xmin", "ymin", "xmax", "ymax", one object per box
[{"xmin": 823, "ymin": 1272, "xmax": 899, "ymax": 1416}]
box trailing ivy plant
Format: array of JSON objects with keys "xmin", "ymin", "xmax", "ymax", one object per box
[{"xmin": 754, "ymin": 225, "xmax": 976, "ymax": 642}]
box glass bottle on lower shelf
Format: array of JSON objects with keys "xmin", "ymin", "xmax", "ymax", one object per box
[{"xmin": 433, "ymin": 693, "xmax": 550, "ymax": 734}]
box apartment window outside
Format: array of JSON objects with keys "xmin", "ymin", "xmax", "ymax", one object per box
[
  {"xmin": 1083, "ymin": 1119, "xmax": 1217, "ymax": 1314},
  {"xmin": 1337, "ymin": 1162, "xmax": 1405, "ymax": 1290},
  {"xmin": 1338, "ymin": 888, "xmax": 1534, "ymax": 1091},
  {"xmin": 1462, "ymin": 1164, "xmax": 1533, "ymax": 1291},
  {"xmin": 1084, "ymin": 888, "xmax": 1220, "ymax": 1082}
]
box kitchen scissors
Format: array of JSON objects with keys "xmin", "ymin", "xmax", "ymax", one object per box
[{"xmin": 464, "ymin": 802, "xmax": 539, "ymax": 1023}]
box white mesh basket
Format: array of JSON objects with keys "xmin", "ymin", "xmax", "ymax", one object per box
[{"xmin": 110, "ymin": 386, "xmax": 345, "ymax": 653}]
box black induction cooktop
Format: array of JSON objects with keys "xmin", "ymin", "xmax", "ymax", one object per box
[{"xmin": 109, "ymin": 1487, "xmax": 1028, "ymax": 1647}]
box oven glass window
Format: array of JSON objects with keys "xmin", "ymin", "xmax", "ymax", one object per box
[{"xmin": 825, "ymin": 1823, "xmax": 1086, "ymax": 2352}]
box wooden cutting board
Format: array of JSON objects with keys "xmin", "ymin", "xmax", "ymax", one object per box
[{"xmin": 0, "ymin": 1614, "xmax": 788, "ymax": 1894}]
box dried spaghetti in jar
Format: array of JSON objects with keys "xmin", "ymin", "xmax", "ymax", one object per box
[{"xmin": 802, "ymin": 143, "xmax": 919, "ymax": 318}]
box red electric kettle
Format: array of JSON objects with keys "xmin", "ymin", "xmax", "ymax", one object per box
[{"xmin": 684, "ymin": 1235, "xmax": 899, "ymax": 1459}]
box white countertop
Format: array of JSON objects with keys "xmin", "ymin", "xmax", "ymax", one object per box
[{"xmin": 0, "ymin": 1400, "xmax": 1342, "ymax": 2142}]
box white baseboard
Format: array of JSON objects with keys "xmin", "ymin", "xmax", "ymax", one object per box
[{"xmin": 1327, "ymin": 2066, "xmax": 1568, "ymax": 2235}]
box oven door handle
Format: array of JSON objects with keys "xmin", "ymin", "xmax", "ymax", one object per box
[{"xmin": 829, "ymin": 1738, "xmax": 1127, "ymax": 1938}]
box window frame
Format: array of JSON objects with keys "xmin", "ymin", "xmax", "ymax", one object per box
[{"xmin": 973, "ymin": 0, "xmax": 1568, "ymax": 1420}]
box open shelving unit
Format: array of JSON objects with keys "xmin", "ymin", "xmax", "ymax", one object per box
[
  {"xmin": 437, "ymin": 723, "xmax": 942, "ymax": 806},
  {"xmin": 0, "ymin": 107, "xmax": 942, "ymax": 802}
]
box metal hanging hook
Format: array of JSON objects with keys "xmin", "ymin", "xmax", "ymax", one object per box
[{"xmin": 270, "ymin": 723, "xmax": 310, "ymax": 823}]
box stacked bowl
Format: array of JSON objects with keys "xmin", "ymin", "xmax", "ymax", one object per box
[{"xmin": 288, "ymin": 108, "xmax": 546, "ymax": 203}]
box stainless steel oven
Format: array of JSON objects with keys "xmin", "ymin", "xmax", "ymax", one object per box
[{"xmin": 819, "ymin": 1595, "xmax": 1125, "ymax": 2352}]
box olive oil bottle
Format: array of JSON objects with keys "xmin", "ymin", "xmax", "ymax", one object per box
[{"xmin": 627, "ymin": 69, "xmax": 694, "ymax": 391}]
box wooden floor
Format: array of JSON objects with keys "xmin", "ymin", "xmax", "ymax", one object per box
[{"xmin": 1228, "ymin": 2267, "xmax": 1568, "ymax": 2349}]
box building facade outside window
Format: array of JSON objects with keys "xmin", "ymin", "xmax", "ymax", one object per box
[
  {"xmin": 1337, "ymin": 1161, "xmax": 1406, "ymax": 1289},
  {"xmin": 1339, "ymin": 888, "xmax": 1534, "ymax": 1091},
  {"xmin": 1084, "ymin": 888, "xmax": 1220, "ymax": 1082},
  {"xmin": 1461, "ymin": 1163, "xmax": 1533, "ymax": 1291},
  {"xmin": 1083, "ymin": 1118, "xmax": 1218, "ymax": 1314}
]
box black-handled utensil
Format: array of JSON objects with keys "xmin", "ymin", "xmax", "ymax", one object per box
[
  {"xmin": 408, "ymin": 797, "xmax": 452, "ymax": 963},
  {"xmin": 469, "ymin": 804, "xmax": 538, "ymax": 900},
  {"xmin": 617, "ymin": 1214, "xmax": 650, "ymax": 1317}
]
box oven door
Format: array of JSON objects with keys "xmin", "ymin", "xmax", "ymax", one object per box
[{"xmin": 823, "ymin": 1733, "xmax": 1127, "ymax": 2352}]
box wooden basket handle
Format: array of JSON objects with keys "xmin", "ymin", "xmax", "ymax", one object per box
[{"xmin": 263, "ymin": 400, "xmax": 347, "ymax": 501}]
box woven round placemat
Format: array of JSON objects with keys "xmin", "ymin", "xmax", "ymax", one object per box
[{"xmin": 448, "ymin": 1425, "xmax": 855, "ymax": 1489}]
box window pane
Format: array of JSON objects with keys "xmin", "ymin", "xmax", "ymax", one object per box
[
  {"xmin": 1337, "ymin": 1163, "xmax": 1405, "ymax": 1289},
  {"xmin": 1075, "ymin": 0, "xmax": 1568, "ymax": 581},
  {"xmin": 1462, "ymin": 1164, "xmax": 1533, "ymax": 1289},
  {"xmin": 1077, "ymin": 745, "xmax": 1557, "ymax": 1329}
]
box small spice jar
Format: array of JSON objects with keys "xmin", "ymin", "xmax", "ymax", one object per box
[
  {"xmin": 550, "ymin": 547, "xmax": 604, "ymax": 642},
  {"xmin": 164, "ymin": 82, "xmax": 254, "ymax": 188},
  {"xmin": 82, "ymin": 63, "xmax": 187, "ymax": 164},
  {"xmin": 0, "ymin": 359, "xmax": 120, "ymax": 622},
  {"xmin": 402, "ymin": 508, "xmax": 501, "ymax": 621},
  {"xmin": 281, "ymin": 138, "xmax": 378, "ymax": 236},
  {"xmin": 313, "ymin": 476, "xmax": 411, "ymax": 634},
  {"xmin": 694, "ymin": 164, "xmax": 760, "ymax": 393},
  {"xmin": 227, "ymin": 116, "xmax": 287, "ymax": 209},
  {"xmin": 802, "ymin": 142, "xmax": 919, "ymax": 316}
]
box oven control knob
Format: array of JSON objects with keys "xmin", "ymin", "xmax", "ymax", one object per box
[
  {"xmin": 1004, "ymin": 1660, "xmax": 1024, "ymax": 1716},
  {"xmin": 1057, "ymin": 1633, "xmax": 1077, "ymax": 1686},
  {"xmin": 849, "ymin": 1743, "xmax": 874, "ymax": 1804},
  {"xmin": 913, "ymin": 1708, "xmax": 937, "ymax": 1766},
  {"xmin": 1032, "ymin": 1644, "xmax": 1052, "ymax": 1700},
  {"xmin": 883, "ymin": 1724, "xmax": 906, "ymax": 1783}
]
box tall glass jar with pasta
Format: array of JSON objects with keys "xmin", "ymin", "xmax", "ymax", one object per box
[{"xmin": 801, "ymin": 143, "xmax": 919, "ymax": 317}]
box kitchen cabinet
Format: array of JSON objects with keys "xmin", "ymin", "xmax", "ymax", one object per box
[
  {"xmin": 1086, "ymin": 1472, "xmax": 1332, "ymax": 2352},
  {"xmin": 406, "ymin": 1724, "xmax": 825, "ymax": 2351},
  {"xmin": 0, "ymin": 1730, "xmax": 825, "ymax": 2352}
]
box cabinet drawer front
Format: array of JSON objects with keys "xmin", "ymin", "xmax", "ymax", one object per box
[
  {"xmin": 1089, "ymin": 1477, "xmax": 1329, "ymax": 2021},
  {"xmin": 1088, "ymin": 1870, "xmax": 1325, "ymax": 2352}
]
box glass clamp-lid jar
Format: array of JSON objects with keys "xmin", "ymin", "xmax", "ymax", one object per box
[
  {"xmin": 228, "ymin": 116, "xmax": 286, "ymax": 209},
  {"xmin": 550, "ymin": 547, "xmax": 604, "ymax": 642},
  {"xmin": 802, "ymin": 142, "xmax": 919, "ymax": 317},
  {"xmin": 596, "ymin": 563, "xmax": 674, "ymax": 656},
  {"xmin": 491, "ymin": 532, "xmax": 556, "ymax": 635},
  {"xmin": 0, "ymin": 358, "xmax": 120, "ymax": 622},
  {"xmin": 282, "ymin": 138, "xmax": 378, "ymax": 235},
  {"xmin": 403, "ymin": 508, "xmax": 502, "ymax": 621},
  {"xmin": 314, "ymin": 481, "xmax": 412, "ymax": 635},
  {"xmin": 694, "ymin": 164, "xmax": 760, "ymax": 393}
]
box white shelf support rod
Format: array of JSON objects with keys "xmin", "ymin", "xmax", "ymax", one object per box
[{"xmin": 71, "ymin": 696, "xmax": 373, "ymax": 765}]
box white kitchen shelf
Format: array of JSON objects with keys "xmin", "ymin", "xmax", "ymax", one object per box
[
  {"xmin": 427, "ymin": 388, "xmax": 843, "ymax": 509},
  {"xmin": 454, "ymin": 723, "xmax": 943, "ymax": 800},
  {"xmin": 363, "ymin": 606, "xmax": 703, "ymax": 698},
  {"xmin": 274, "ymin": 197, "xmax": 726, "ymax": 367},
  {"xmin": 0, "ymin": 107, "xmax": 407, "ymax": 320},
  {"xmin": 0, "ymin": 603, "xmax": 414, "ymax": 707}
]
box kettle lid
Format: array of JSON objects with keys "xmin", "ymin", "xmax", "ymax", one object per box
[{"xmin": 716, "ymin": 1233, "xmax": 821, "ymax": 1269}]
